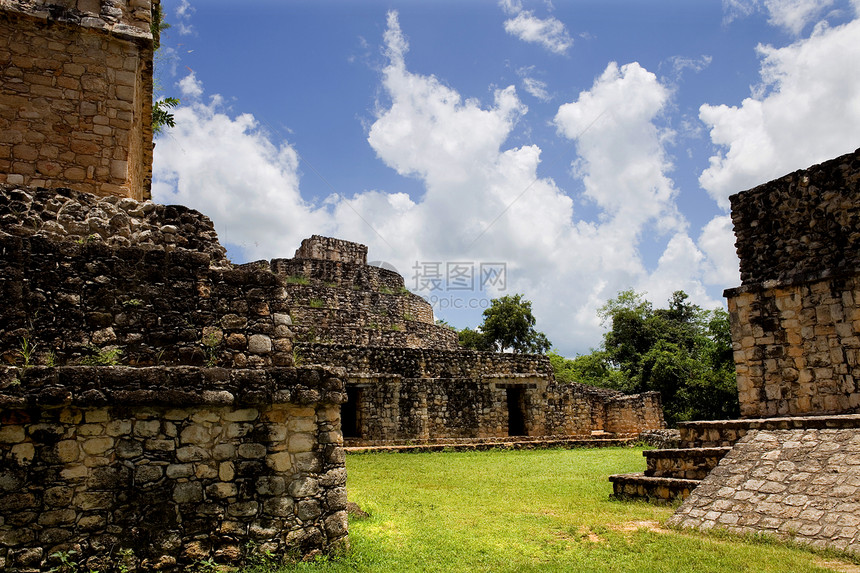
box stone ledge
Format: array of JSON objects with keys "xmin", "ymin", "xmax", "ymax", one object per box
[
  {"xmin": 609, "ymin": 473, "xmax": 701, "ymax": 501},
  {"xmin": 644, "ymin": 447, "xmax": 734, "ymax": 459},
  {"xmin": 0, "ymin": 365, "xmax": 347, "ymax": 407},
  {"xmin": 346, "ymin": 436, "xmax": 638, "ymax": 453},
  {"xmin": 0, "ymin": 0, "xmax": 153, "ymax": 44}
]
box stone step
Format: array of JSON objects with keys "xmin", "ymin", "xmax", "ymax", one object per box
[
  {"xmin": 644, "ymin": 447, "xmax": 732, "ymax": 480},
  {"xmin": 609, "ymin": 473, "xmax": 701, "ymax": 502},
  {"xmin": 345, "ymin": 436, "xmax": 638, "ymax": 454},
  {"xmin": 678, "ymin": 414, "xmax": 860, "ymax": 448}
]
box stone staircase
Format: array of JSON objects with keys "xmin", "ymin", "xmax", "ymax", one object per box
[{"xmin": 610, "ymin": 414, "xmax": 860, "ymax": 502}]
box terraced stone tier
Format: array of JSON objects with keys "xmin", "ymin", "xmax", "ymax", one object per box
[
  {"xmin": 292, "ymin": 322, "xmax": 459, "ymax": 350},
  {"xmin": 679, "ymin": 414, "xmax": 860, "ymax": 448},
  {"xmin": 645, "ymin": 447, "xmax": 732, "ymax": 480},
  {"xmin": 609, "ymin": 474, "xmax": 700, "ymax": 502},
  {"xmin": 268, "ymin": 257, "xmax": 405, "ymax": 292},
  {"xmin": 345, "ymin": 435, "xmax": 638, "ymax": 454}
]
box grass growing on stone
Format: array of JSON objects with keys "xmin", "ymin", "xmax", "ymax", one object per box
[{"xmin": 258, "ymin": 448, "xmax": 856, "ymax": 573}]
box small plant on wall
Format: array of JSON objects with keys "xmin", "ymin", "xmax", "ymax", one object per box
[
  {"xmin": 79, "ymin": 346, "xmax": 123, "ymax": 366},
  {"xmin": 201, "ymin": 327, "xmax": 223, "ymax": 367}
]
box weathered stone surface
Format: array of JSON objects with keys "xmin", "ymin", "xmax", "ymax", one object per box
[
  {"xmin": 0, "ymin": 1, "xmax": 154, "ymax": 199},
  {"xmin": 725, "ymin": 148, "xmax": 860, "ymax": 418},
  {"xmin": 669, "ymin": 428, "xmax": 860, "ymax": 556},
  {"xmin": 0, "ymin": 370, "xmax": 348, "ymax": 569}
]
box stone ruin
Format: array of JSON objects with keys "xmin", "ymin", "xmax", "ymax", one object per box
[
  {"xmin": 0, "ymin": 185, "xmax": 666, "ymax": 570},
  {"xmin": 252, "ymin": 235, "xmax": 665, "ymax": 449},
  {"xmin": 0, "ymin": 2, "xmax": 666, "ymax": 567},
  {"xmin": 0, "ymin": 185, "xmax": 349, "ymax": 571},
  {"xmin": 613, "ymin": 148, "xmax": 860, "ymax": 557},
  {"xmin": 0, "ymin": 0, "xmax": 155, "ymax": 200}
]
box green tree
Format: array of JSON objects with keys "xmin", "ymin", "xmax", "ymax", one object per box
[
  {"xmin": 553, "ymin": 289, "xmax": 738, "ymax": 426},
  {"xmin": 458, "ymin": 326, "xmax": 492, "ymax": 351},
  {"xmin": 458, "ymin": 294, "xmax": 551, "ymax": 354}
]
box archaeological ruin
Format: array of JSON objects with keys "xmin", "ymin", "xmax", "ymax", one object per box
[
  {"xmin": 612, "ymin": 148, "xmax": 860, "ymax": 557},
  {"xmin": 0, "ymin": 1, "xmax": 667, "ymax": 569}
]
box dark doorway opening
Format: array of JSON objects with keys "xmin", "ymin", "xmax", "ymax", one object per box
[
  {"xmin": 506, "ymin": 387, "xmax": 527, "ymax": 436},
  {"xmin": 342, "ymin": 386, "xmax": 361, "ymax": 438}
]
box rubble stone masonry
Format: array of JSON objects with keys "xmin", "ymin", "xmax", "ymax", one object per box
[
  {"xmin": 0, "ymin": 0, "xmax": 155, "ymax": 200},
  {"xmin": 725, "ymin": 148, "xmax": 860, "ymax": 417},
  {"xmin": 0, "ymin": 365, "xmax": 348, "ymax": 571}
]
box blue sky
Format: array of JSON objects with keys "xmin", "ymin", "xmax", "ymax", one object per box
[{"xmin": 152, "ymin": 0, "xmax": 860, "ymax": 357}]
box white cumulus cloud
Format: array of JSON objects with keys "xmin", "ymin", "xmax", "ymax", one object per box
[
  {"xmin": 153, "ymin": 11, "xmax": 735, "ymax": 355},
  {"xmin": 152, "ymin": 96, "xmax": 331, "ymax": 260},
  {"xmin": 177, "ymin": 71, "xmax": 203, "ymax": 99},
  {"xmin": 500, "ymin": 0, "xmax": 573, "ymax": 55},
  {"xmin": 699, "ymin": 15, "xmax": 860, "ymax": 207}
]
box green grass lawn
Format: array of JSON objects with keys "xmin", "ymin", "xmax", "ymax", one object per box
[{"xmin": 247, "ymin": 447, "xmax": 857, "ymax": 573}]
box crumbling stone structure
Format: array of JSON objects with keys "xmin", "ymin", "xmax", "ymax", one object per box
[
  {"xmin": 725, "ymin": 148, "xmax": 860, "ymax": 417},
  {"xmin": 253, "ymin": 235, "xmax": 665, "ymax": 446},
  {"xmin": 0, "ymin": 5, "xmax": 665, "ymax": 565},
  {"xmin": 0, "ymin": 0, "xmax": 156, "ymax": 200},
  {"xmin": 0, "ymin": 186, "xmax": 349, "ymax": 571},
  {"xmin": 660, "ymin": 149, "xmax": 860, "ymax": 557},
  {"xmin": 0, "ymin": 184, "xmax": 665, "ymax": 569}
]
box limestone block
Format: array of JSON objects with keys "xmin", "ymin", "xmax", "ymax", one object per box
[
  {"xmin": 173, "ymin": 481, "xmax": 203, "ymax": 504},
  {"xmin": 248, "ymin": 334, "xmax": 273, "ymax": 354}
]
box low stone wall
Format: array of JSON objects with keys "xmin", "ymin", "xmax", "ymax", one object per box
[
  {"xmin": 0, "ymin": 233, "xmax": 292, "ymax": 368},
  {"xmin": 668, "ymin": 427, "xmax": 860, "ymax": 556},
  {"xmin": 0, "ymin": 365, "xmax": 348, "ymax": 571},
  {"xmin": 605, "ymin": 392, "xmax": 664, "ymax": 434},
  {"xmin": 343, "ymin": 375, "xmax": 664, "ymax": 443},
  {"xmin": 0, "ymin": 1, "xmax": 155, "ymax": 199}
]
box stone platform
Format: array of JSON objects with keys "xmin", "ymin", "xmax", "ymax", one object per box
[{"xmin": 668, "ymin": 425, "xmax": 860, "ymax": 556}]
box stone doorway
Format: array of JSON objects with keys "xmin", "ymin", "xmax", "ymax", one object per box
[
  {"xmin": 342, "ymin": 386, "xmax": 362, "ymax": 438},
  {"xmin": 506, "ymin": 387, "xmax": 527, "ymax": 436}
]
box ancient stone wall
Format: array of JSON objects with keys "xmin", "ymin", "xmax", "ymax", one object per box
[
  {"xmin": 0, "ymin": 234, "xmax": 293, "ymax": 369},
  {"xmin": 730, "ymin": 149, "xmax": 860, "ymax": 286},
  {"xmin": 294, "ymin": 235, "xmax": 367, "ymax": 265},
  {"xmin": 0, "ymin": 186, "xmax": 293, "ymax": 370},
  {"xmin": 605, "ymin": 392, "xmax": 665, "ymax": 434},
  {"xmin": 0, "ymin": 0, "xmax": 155, "ymax": 200},
  {"xmin": 726, "ymin": 148, "xmax": 860, "ymax": 417},
  {"xmin": 270, "ymin": 257, "xmax": 406, "ymax": 292},
  {"xmin": 0, "ymin": 365, "xmax": 347, "ymax": 571},
  {"xmin": 313, "ymin": 344, "xmax": 665, "ymax": 442},
  {"xmin": 295, "ymin": 343, "xmax": 553, "ymax": 379}
]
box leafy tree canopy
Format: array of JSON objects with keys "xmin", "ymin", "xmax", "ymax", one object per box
[
  {"xmin": 552, "ymin": 289, "xmax": 738, "ymax": 426},
  {"xmin": 458, "ymin": 294, "xmax": 551, "ymax": 354}
]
